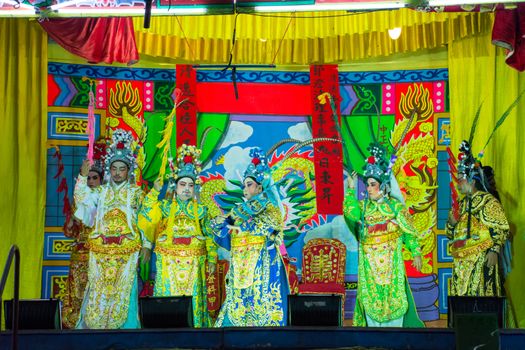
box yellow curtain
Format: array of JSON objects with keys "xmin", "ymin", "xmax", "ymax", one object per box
[
  {"xmin": 133, "ymin": 9, "xmax": 492, "ymax": 64},
  {"xmin": 0, "ymin": 19, "xmax": 47, "ymax": 302},
  {"xmin": 449, "ymin": 30, "xmax": 525, "ymax": 328}
]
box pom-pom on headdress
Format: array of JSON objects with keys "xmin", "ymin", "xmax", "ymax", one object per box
[
  {"xmin": 104, "ymin": 129, "xmax": 137, "ymax": 179},
  {"xmin": 243, "ymin": 148, "xmax": 271, "ymax": 186},
  {"xmin": 170, "ymin": 144, "xmax": 202, "ymax": 185}
]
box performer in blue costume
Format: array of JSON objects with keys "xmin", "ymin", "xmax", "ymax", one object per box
[{"xmin": 212, "ymin": 148, "xmax": 290, "ymax": 327}]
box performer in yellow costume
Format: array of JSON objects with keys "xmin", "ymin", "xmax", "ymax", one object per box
[
  {"xmin": 446, "ymin": 140, "xmax": 510, "ymax": 297},
  {"xmin": 62, "ymin": 164, "xmax": 102, "ymax": 329},
  {"xmin": 138, "ymin": 144, "xmax": 217, "ymax": 328},
  {"xmin": 74, "ymin": 129, "xmax": 151, "ymax": 329},
  {"xmin": 343, "ymin": 143, "xmax": 423, "ymax": 327}
]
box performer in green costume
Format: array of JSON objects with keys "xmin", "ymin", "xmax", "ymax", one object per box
[{"xmin": 343, "ymin": 143, "xmax": 424, "ymax": 328}]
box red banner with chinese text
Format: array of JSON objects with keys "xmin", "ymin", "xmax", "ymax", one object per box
[
  {"xmin": 176, "ymin": 64, "xmax": 198, "ymax": 148},
  {"xmin": 310, "ymin": 65, "xmax": 344, "ymax": 215}
]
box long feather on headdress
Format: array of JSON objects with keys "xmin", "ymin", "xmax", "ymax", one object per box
[
  {"xmin": 468, "ymin": 102, "xmax": 483, "ymax": 146},
  {"xmin": 479, "ymin": 89, "xmax": 525, "ymax": 155}
]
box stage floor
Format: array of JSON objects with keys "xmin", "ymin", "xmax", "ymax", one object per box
[{"xmin": 1, "ymin": 327, "xmax": 524, "ymax": 350}]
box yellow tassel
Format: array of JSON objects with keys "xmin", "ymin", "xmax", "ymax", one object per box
[{"xmin": 156, "ymin": 107, "xmax": 176, "ymax": 180}]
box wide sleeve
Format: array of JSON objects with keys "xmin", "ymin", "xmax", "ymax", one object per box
[
  {"xmin": 394, "ymin": 201, "xmax": 422, "ymax": 257},
  {"xmin": 445, "ymin": 197, "xmax": 466, "ymax": 240},
  {"xmin": 263, "ymin": 204, "xmax": 285, "ymax": 247},
  {"xmin": 137, "ymin": 188, "xmax": 162, "ymax": 248},
  {"xmin": 343, "ymin": 189, "xmax": 362, "ymax": 239},
  {"xmin": 73, "ymin": 175, "xmax": 99, "ymax": 227},
  {"xmin": 480, "ymin": 196, "xmax": 510, "ymax": 254},
  {"xmin": 63, "ymin": 204, "xmax": 80, "ymax": 239},
  {"xmin": 343, "ymin": 189, "xmax": 361, "ymax": 223}
]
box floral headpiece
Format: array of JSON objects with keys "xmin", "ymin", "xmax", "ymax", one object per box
[
  {"xmin": 170, "ymin": 144, "xmax": 202, "ymax": 185},
  {"xmin": 363, "ymin": 142, "xmax": 391, "ymax": 185},
  {"xmin": 104, "ymin": 129, "xmax": 137, "ymax": 176},
  {"xmin": 243, "ymin": 148, "xmax": 270, "ymax": 185}
]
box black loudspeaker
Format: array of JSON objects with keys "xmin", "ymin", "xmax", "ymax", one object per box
[
  {"xmin": 288, "ymin": 294, "xmax": 342, "ymax": 326},
  {"xmin": 448, "ymin": 296, "xmax": 504, "ymax": 350},
  {"xmin": 3, "ymin": 299, "xmax": 61, "ymax": 330},
  {"xmin": 447, "ymin": 296, "xmax": 505, "ymax": 328},
  {"xmin": 139, "ymin": 296, "xmax": 193, "ymax": 328}
]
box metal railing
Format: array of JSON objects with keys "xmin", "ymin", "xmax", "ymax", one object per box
[{"xmin": 0, "ymin": 245, "xmax": 20, "ymax": 350}]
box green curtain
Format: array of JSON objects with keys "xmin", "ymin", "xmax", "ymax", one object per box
[
  {"xmin": 449, "ymin": 30, "xmax": 525, "ymax": 328},
  {"xmin": 0, "ymin": 19, "xmax": 47, "ymax": 305}
]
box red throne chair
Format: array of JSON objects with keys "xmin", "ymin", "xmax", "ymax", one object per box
[{"xmin": 298, "ymin": 238, "xmax": 347, "ymax": 321}]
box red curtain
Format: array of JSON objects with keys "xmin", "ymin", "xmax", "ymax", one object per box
[
  {"xmin": 40, "ymin": 17, "xmax": 139, "ymax": 65},
  {"xmin": 492, "ymin": 5, "xmax": 525, "ymax": 72}
]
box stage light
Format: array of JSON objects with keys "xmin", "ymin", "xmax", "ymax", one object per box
[
  {"xmin": 252, "ymin": 2, "xmax": 406, "ymax": 13},
  {"xmin": 388, "ymin": 27, "xmax": 402, "ymax": 40},
  {"xmin": 49, "ymin": 0, "xmax": 92, "ymax": 11},
  {"xmin": 50, "ymin": 7, "xmax": 208, "ymax": 15},
  {"xmin": 427, "ymin": 0, "xmax": 520, "ymax": 6}
]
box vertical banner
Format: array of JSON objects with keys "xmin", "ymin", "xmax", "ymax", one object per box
[
  {"xmin": 310, "ymin": 65, "xmax": 344, "ymax": 215},
  {"xmin": 176, "ymin": 64, "xmax": 197, "ymax": 147}
]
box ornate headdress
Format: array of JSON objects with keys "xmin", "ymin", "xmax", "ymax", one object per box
[
  {"xmin": 457, "ymin": 140, "xmax": 482, "ymax": 180},
  {"xmin": 363, "ymin": 142, "xmax": 391, "ymax": 185},
  {"xmin": 170, "ymin": 144, "xmax": 202, "ymax": 185},
  {"xmin": 104, "ymin": 129, "xmax": 137, "ymax": 178},
  {"xmin": 243, "ymin": 148, "xmax": 271, "ymax": 186}
]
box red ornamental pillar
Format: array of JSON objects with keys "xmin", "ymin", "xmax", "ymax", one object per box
[
  {"xmin": 176, "ymin": 64, "xmax": 198, "ymax": 147},
  {"xmin": 310, "ymin": 65, "xmax": 344, "ymax": 215}
]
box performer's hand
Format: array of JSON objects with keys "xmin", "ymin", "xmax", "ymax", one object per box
[
  {"xmin": 347, "ymin": 171, "xmax": 358, "ymax": 190},
  {"xmin": 80, "ymin": 159, "xmax": 91, "ymax": 177},
  {"xmin": 412, "ymin": 255, "xmax": 422, "ymax": 272},
  {"xmin": 208, "ymin": 262, "xmax": 216, "ymax": 274},
  {"xmin": 153, "ymin": 178, "xmax": 163, "ymax": 192},
  {"xmin": 485, "ymin": 251, "xmax": 498, "ymax": 267},
  {"xmin": 226, "ymin": 225, "xmax": 241, "ymax": 235},
  {"xmin": 140, "ymin": 248, "xmax": 151, "ymax": 264},
  {"xmin": 214, "ymin": 215, "xmax": 227, "ymax": 225}
]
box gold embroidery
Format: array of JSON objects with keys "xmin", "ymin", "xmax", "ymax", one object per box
[{"xmin": 155, "ymin": 245, "xmax": 207, "ymax": 257}]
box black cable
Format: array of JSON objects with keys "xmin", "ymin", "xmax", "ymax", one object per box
[{"xmin": 143, "ymin": 0, "xmax": 153, "ymax": 29}]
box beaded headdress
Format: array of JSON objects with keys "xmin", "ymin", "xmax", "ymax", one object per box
[
  {"xmin": 363, "ymin": 142, "xmax": 391, "ymax": 185},
  {"xmin": 243, "ymin": 148, "xmax": 271, "ymax": 186},
  {"xmin": 170, "ymin": 144, "xmax": 202, "ymax": 185},
  {"xmin": 104, "ymin": 129, "xmax": 137, "ymax": 176},
  {"xmin": 457, "ymin": 140, "xmax": 483, "ymax": 181}
]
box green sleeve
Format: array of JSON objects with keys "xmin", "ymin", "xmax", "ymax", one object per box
[
  {"xmin": 394, "ymin": 201, "xmax": 422, "ymax": 257},
  {"xmin": 343, "ymin": 189, "xmax": 361, "ymax": 223}
]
